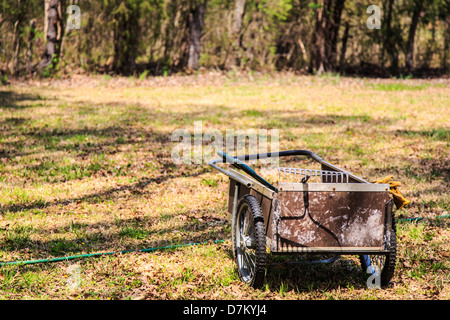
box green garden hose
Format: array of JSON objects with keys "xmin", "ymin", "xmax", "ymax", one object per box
[
  {"xmin": 0, "ymin": 240, "xmax": 225, "ymax": 267},
  {"xmin": 397, "ymin": 214, "xmax": 450, "ymax": 222}
]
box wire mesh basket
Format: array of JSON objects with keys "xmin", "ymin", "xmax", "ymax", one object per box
[{"xmin": 278, "ymin": 167, "xmax": 349, "ymax": 183}]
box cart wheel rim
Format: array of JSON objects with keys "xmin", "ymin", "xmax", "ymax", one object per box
[
  {"xmin": 233, "ymin": 195, "xmax": 266, "ymax": 288},
  {"xmin": 236, "ymin": 204, "xmax": 257, "ymax": 283}
]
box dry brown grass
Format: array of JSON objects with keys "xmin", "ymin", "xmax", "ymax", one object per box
[{"xmin": 0, "ymin": 72, "xmax": 448, "ymax": 300}]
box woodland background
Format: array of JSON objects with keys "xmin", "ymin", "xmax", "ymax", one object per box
[{"xmin": 0, "ymin": 0, "xmax": 449, "ymax": 79}]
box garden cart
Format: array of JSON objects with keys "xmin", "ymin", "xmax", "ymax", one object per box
[{"xmin": 209, "ymin": 150, "xmax": 397, "ymax": 289}]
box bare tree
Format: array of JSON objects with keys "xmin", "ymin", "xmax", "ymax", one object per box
[
  {"xmin": 26, "ymin": 19, "xmax": 37, "ymax": 74},
  {"xmin": 405, "ymin": 0, "xmax": 424, "ymax": 74},
  {"xmin": 444, "ymin": 17, "xmax": 449, "ymax": 74},
  {"xmin": 38, "ymin": 0, "xmax": 65, "ymax": 72},
  {"xmin": 187, "ymin": 0, "xmax": 207, "ymax": 70},
  {"xmin": 380, "ymin": 0, "xmax": 394, "ymax": 67},
  {"xmin": 11, "ymin": 0, "xmax": 24, "ymax": 75},
  {"xmin": 225, "ymin": 0, "xmax": 246, "ymax": 69},
  {"xmin": 339, "ymin": 21, "xmax": 349, "ymax": 74},
  {"xmin": 309, "ymin": 0, "xmax": 346, "ymax": 74}
]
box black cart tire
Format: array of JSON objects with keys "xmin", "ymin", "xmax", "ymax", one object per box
[
  {"xmin": 233, "ymin": 195, "xmax": 267, "ymax": 289},
  {"xmin": 359, "ymin": 213, "xmax": 397, "ymax": 288}
]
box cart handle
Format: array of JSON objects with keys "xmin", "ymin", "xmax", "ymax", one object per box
[
  {"xmin": 232, "ymin": 150, "xmax": 324, "ymax": 163},
  {"xmin": 217, "ymin": 151, "xmax": 278, "ymax": 192},
  {"xmin": 236, "ymin": 149, "xmax": 368, "ymax": 183},
  {"xmin": 209, "ymin": 149, "xmax": 368, "ymax": 185},
  {"xmin": 209, "ymin": 150, "xmax": 325, "ymax": 193}
]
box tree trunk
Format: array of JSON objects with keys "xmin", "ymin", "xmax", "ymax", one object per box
[
  {"xmin": 380, "ymin": 0, "xmax": 394, "ymax": 67},
  {"xmin": 327, "ymin": 0, "xmax": 345, "ymax": 71},
  {"xmin": 38, "ymin": 0, "xmax": 64, "ymax": 72},
  {"xmin": 225, "ymin": 0, "xmax": 246, "ymax": 69},
  {"xmin": 405, "ymin": 1, "xmax": 423, "ymax": 74},
  {"xmin": 187, "ymin": 0, "xmax": 207, "ymax": 70},
  {"xmin": 310, "ymin": 0, "xmax": 327, "ymax": 74},
  {"xmin": 11, "ymin": 0, "xmax": 24, "ymax": 75},
  {"xmin": 26, "ymin": 19, "xmax": 37, "ymax": 74},
  {"xmin": 297, "ymin": 37, "xmax": 308, "ymax": 64},
  {"xmin": 111, "ymin": 1, "xmax": 141, "ymax": 75},
  {"xmin": 309, "ymin": 0, "xmax": 345, "ymax": 74},
  {"xmin": 443, "ymin": 18, "xmax": 449, "ymax": 74},
  {"xmin": 339, "ymin": 22, "xmax": 349, "ymax": 74},
  {"xmin": 12, "ymin": 20, "xmax": 21, "ymax": 75}
]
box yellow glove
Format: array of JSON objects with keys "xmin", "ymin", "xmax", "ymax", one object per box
[{"xmin": 373, "ymin": 176, "xmax": 410, "ymax": 210}]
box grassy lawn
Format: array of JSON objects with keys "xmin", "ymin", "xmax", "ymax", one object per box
[{"xmin": 0, "ymin": 73, "xmax": 448, "ymax": 300}]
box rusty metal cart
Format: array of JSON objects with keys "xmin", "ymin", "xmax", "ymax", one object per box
[{"xmin": 209, "ymin": 150, "xmax": 397, "ymax": 289}]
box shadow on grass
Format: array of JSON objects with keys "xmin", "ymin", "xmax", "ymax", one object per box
[
  {"xmin": 222, "ymin": 246, "xmax": 369, "ymax": 292},
  {"xmin": 235, "ymin": 110, "xmax": 399, "ymax": 130},
  {"xmin": 0, "ymin": 91, "xmax": 229, "ymax": 265},
  {"xmin": 0, "ymin": 90, "xmax": 50, "ymax": 110},
  {"xmin": 0, "ymin": 164, "xmax": 212, "ymax": 216},
  {"xmin": 264, "ymin": 258, "xmax": 370, "ymax": 292},
  {"xmin": 0, "ymin": 203, "xmax": 228, "ymax": 259},
  {"xmin": 0, "ymin": 105, "xmax": 170, "ymax": 161},
  {"xmin": 394, "ymin": 128, "xmax": 450, "ymax": 142}
]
